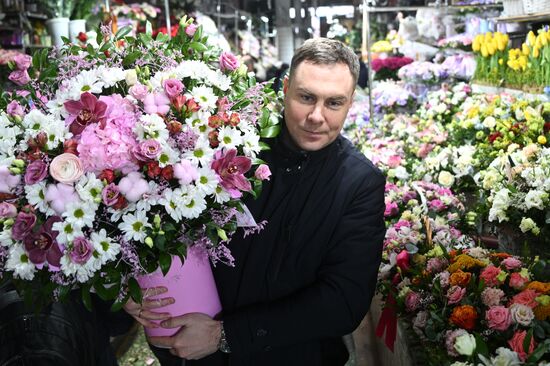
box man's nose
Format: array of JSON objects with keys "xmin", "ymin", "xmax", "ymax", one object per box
[{"xmin": 307, "ymin": 103, "xmax": 324, "ymax": 124}]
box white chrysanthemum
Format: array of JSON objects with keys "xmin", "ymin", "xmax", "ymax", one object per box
[
  {"xmin": 184, "ymin": 136, "xmax": 214, "ymax": 167},
  {"xmin": 175, "ymin": 60, "xmax": 210, "ymax": 80},
  {"xmin": 51, "ymin": 221, "xmax": 84, "ymax": 245},
  {"xmin": 0, "ymin": 227, "xmax": 13, "ymax": 247},
  {"xmin": 242, "ymin": 129, "xmax": 261, "ymax": 158},
  {"xmin": 213, "ymin": 185, "xmax": 231, "ymax": 204},
  {"xmin": 189, "ymin": 86, "xmax": 218, "ymax": 112},
  {"xmin": 218, "ymin": 126, "xmax": 243, "ymax": 150},
  {"xmin": 195, "ymin": 167, "xmax": 219, "ymax": 196},
  {"xmin": 207, "ymin": 70, "xmax": 231, "ymax": 91},
  {"xmin": 108, "ymin": 202, "xmax": 137, "ymax": 222},
  {"xmin": 60, "ymin": 254, "xmax": 96, "ymax": 283},
  {"xmin": 488, "ymin": 188, "xmax": 511, "ymax": 222},
  {"xmin": 186, "ymin": 111, "xmax": 214, "ymax": 136},
  {"xmin": 25, "ymin": 182, "xmax": 55, "ymax": 216},
  {"xmin": 158, "ymin": 188, "xmax": 186, "ymax": 222},
  {"xmin": 62, "ymin": 201, "xmax": 95, "ymax": 228},
  {"xmin": 66, "ymin": 69, "xmax": 104, "ymax": 101},
  {"xmin": 6, "ymin": 244, "xmax": 36, "ymax": 280},
  {"xmin": 0, "ymin": 114, "xmax": 22, "ymax": 162},
  {"xmin": 119, "ymin": 210, "xmax": 151, "ymax": 243},
  {"xmin": 42, "ymin": 117, "xmax": 70, "ymax": 150},
  {"xmin": 136, "ymin": 114, "xmax": 170, "ymax": 142},
  {"xmin": 89, "ymin": 229, "xmax": 120, "ymax": 269},
  {"xmin": 158, "ymin": 143, "xmax": 180, "ymax": 168},
  {"xmin": 46, "ymin": 89, "xmax": 70, "ymax": 119},
  {"xmin": 75, "ymin": 173, "xmax": 103, "ymax": 205},
  {"xmin": 22, "ymin": 109, "xmax": 50, "ymax": 135},
  {"xmin": 179, "ymin": 186, "xmax": 207, "ymax": 219},
  {"xmin": 97, "ymin": 66, "xmax": 125, "ymax": 87}
]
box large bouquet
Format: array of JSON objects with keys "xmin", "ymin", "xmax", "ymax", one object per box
[{"xmin": 0, "ymin": 17, "xmax": 280, "ymax": 310}]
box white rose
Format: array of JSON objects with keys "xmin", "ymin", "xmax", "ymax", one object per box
[
  {"xmin": 519, "ymin": 217, "xmax": 539, "ymax": 234},
  {"xmin": 454, "ymin": 333, "xmax": 476, "ymax": 356},
  {"xmin": 393, "ymin": 166, "xmax": 409, "ymax": 180},
  {"xmin": 438, "ymin": 171, "xmax": 455, "ymax": 187},
  {"xmin": 483, "ymin": 116, "xmax": 497, "ymax": 129},
  {"xmin": 509, "ymin": 303, "xmax": 534, "ymax": 326},
  {"xmin": 125, "ymin": 69, "xmax": 138, "ymax": 86},
  {"xmin": 479, "ymin": 347, "xmax": 521, "ymax": 366}
]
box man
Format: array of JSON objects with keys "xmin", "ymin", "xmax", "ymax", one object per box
[{"xmin": 142, "ymin": 38, "xmax": 386, "ymax": 365}]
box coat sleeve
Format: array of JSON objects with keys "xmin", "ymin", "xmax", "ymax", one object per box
[{"xmin": 222, "ymin": 170, "xmax": 386, "ymax": 355}]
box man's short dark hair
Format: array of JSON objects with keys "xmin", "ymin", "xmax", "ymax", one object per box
[{"xmin": 288, "ymin": 38, "xmax": 360, "ymax": 85}]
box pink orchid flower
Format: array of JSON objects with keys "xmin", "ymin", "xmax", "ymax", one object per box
[
  {"xmin": 211, "ymin": 149, "xmax": 251, "ymax": 198},
  {"xmin": 64, "ymin": 92, "xmax": 108, "ymax": 135}
]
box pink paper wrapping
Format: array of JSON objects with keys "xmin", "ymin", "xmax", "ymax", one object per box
[{"xmin": 136, "ymin": 247, "xmax": 222, "ymax": 337}]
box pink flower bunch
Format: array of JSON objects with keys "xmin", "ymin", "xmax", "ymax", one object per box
[{"xmin": 371, "ymin": 56, "xmax": 414, "ymax": 72}]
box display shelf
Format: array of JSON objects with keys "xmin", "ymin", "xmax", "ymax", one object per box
[
  {"xmin": 495, "ymin": 11, "xmax": 550, "ymax": 23},
  {"xmin": 471, "ymin": 83, "xmax": 549, "ymax": 101}
]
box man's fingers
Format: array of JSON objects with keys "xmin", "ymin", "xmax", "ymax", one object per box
[
  {"xmin": 143, "ymin": 296, "xmax": 175, "ymax": 309},
  {"xmin": 142, "ymin": 286, "xmax": 168, "ymax": 298},
  {"xmin": 147, "ymin": 335, "xmax": 174, "ymax": 348},
  {"xmin": 140, "ymin": 309, "xmax": 172, "ymax": 321},
  {"xmin": 160, "ymin": 315, "xmax": 187, "ymax": 329}
]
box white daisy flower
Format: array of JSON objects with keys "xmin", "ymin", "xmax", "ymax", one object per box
[
  {"xmin": 75, "ymin": 173, "xmax": 104, "ymax": 205},
  {"xmin": 242, "ymin": 129, "xmax": 261, "ymax": 158},
  {"xmin": 25, "ymin": 182, "xmax": 55, "ymax": 216},
  {"xmin": 158, "ymin": 188, "xmax": 185, "ymax": 222},
  {"xmin": 189, "ymin": 86, "xmax": 218, "ymax": 112},
  {"xmin": 213, "ymin": 185, "xmax": 231, "ymax": 204},
  {"xmin": 67, "ymin": 69, "xmax": 104, "ymax": 100},
  {"xmin": 60, "ymin": 254, "xmax": 95, "ymax": 283},
  {"xmin": 175, "ymin": 60, "xmax": 210, "ymax": 80},
  {"xmin": 183, "ymin": 136, "xmax": 214, "ymax": 167},
  {"xmin": 52, "ymin": 221, "xmax": 84, "ymax": 245},
  {"xmin": 0, "ymin": 227, "xmax": 14, "ymax": 247},
  {"xmin": 22, "ymin": 109, "xmax": 49, "ymax": 135},
  {"xmin": 90, "ymin": 229, "xmax": 120, "ymax": 269},
  {"xmin": 6, "ymin": 244, "xmax": 36, "ymax": 280},
  {"xmin": 119, "ymin": 210, "xmax": 151, "ymax": 243},
  {"xmin": 97, "ymin": 66, "xmax": 126, "ymax": 87},
  {"xmin": 208, "ymin": 70, "xmax": 231, "ymax": 91},
  {"xmin": 218, "ymin": 126, "xmax": 243, "ymax": 150},
  {"xmin": 62, "ymin": 201, "xmax": 95, "ymax": 228},
  {"xmin": 195, "ymin": 167, "xmax": 219, "ymax": 196},
  {"xmin": 135, "ymin": 114, "xmax": 170, "ymax": 142},
  {"xmin": 42, "ymin": 117, "xmax": 70, "ymax": 150},
  {"xmin": 186, "ymin": 111, "xmax": 214, "ymax": 136},
  {"xmin": 108, "ymin": 202, "xmax": 137, "ymax": 222},
  {"xmin": 180, "ymin": 186, "xmax": 207, "ymax": 219},
  {"xmin": 158, "ymin": 143, "xmax": 181, "ymax": 168}
]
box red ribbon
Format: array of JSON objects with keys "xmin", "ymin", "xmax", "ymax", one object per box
[{"xmin": 375, "ymin": 292, "xmax": 397, "ymax": 352}]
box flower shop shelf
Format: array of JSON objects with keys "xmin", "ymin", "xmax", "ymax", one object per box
[
  {"xmin": 471, "ymin": 83, "xmax": 550, "ymax": 101},
  {"xmin": 495, "ymin": 11, "xmax": 550, "ymax": 23}
]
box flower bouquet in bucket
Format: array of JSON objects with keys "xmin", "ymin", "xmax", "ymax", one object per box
[{"xmin": 0, "ymin": 16, "xmax": 280, "ymax": 333}]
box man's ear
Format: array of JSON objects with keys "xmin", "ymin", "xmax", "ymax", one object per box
[{"xmin": 283, "ymin": 76, "xmax": 289, "ymax": 94}]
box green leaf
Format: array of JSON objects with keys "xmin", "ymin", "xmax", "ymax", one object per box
[
  {"xmin": 123, "ymin": 51, "xmax": 142, "ymax": 67},
  {"xmin": 99, "ymin": 41, "xmax": 113, "ymax": 52},
  {"xmin": 155, "ymin": 234, "xmax": 166, "ymax": 251},
  {"xmin": 474, "ymin": 333, "xmax": 489, "ymax": 357},
  {"xmin": 110, "ymin": 298, "xmax": 126, "ymax": 312},
  {"xmin": 189, "ymin": 42, "xmax": 208, "ymax": 53},
  {"xmin": 128, "ymin": 277, "xmax": 142, "ymax": 304},
  {"xmin": 524, "ymin": 328, "xmax": 534, "ymax": 355},
  {"xmin": 259, "ymin": 141, "xmax": 271, "ymax": 151},
  {"xmin": 115, "ymin": 26, "xmax": 132, "ymax": 40},
  {"xmin": 258, "ymin": 109, "xmax": 270, "ymax": 129},
  {"xmin": 260, "ymin": 125, "xmax": 281, "ymax": 138},
  {"xmin": 159, "ymin": 253, "xmax": 172, "ymax": 276},
  {"xmin": 94, "ymin": 282, "xmax": 110, "ymax": 301},
  {"xmin": 164, "ymin": 223, "xmax": 177, "ymax": 233},
  {"xmin": 81, "ymin": 284, "xmax": 92, "ymax": 311},
  {"xmin": 61, "ymin": 36, "xmax": 70, "ymax": 44},
  {"xmin": 526, "ymin": 339, "xmax": 550, "ymax": 363}
]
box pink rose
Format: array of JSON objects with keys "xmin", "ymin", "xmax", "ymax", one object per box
[
  {"xmin": 133, "ymin": 139, "xmax": 162, "ymax": 162},
  {"xmin": 508, "ymin": 330, "xmax": 536, "ymax": 362},
  {"xmin": 417, "ymin": 143, "xmax": 434, "ymax": 158},
  {"xmin": 485, "ymin": 306, "xmax": 512, "ymax": 331},
  {"xmin": 143, "ymin": 92, "xmax": 170, "ymax": 115},
  {"xmin": 24, "ymin": 160, "xmax": 48, "ymax": 185},
  {"xmin": 13, "ymin": 54, "xmax": 32, "ymax": 70},
  {"xmin": 8, "ymin": 70, "xmax": 30, "ymax": 86},
  {"xmin": 510, "ymin": 289, "xmax": 539, "ymax": 309},
  {"xmin": 481, "ymin": 287, "xmax": 505, "ymax": 307},
  {"xmin": 173, "ymin": 160, "xmax": 199, "ymax": 185},
  {"xmin": 480, "ymin": 265, "xmax": 502, "ymax": 287},
  {"xmin": 502, "ymin": 257, "xmax": 522, "ymax": 270},
  {"xmin": 254, "ymin": 164, "xmax": 271, "ymax": 181},
  {"xmin": 163, "ymin": 79, "xmax": 184, "ymax": 99},
  {"xmin": 102, "ymin": 183, "xmax": 121, "ymax": 206},
  {"xmin": 6, "ymin": 100, "xmax": 24, "ymax": 117},
  {"xmin": 0, "ymin": 202, "xmax": 17, "ymax": 218},
  {"xmin": 49, "ymin": 153, "xmax": 84, "ymax": 184},
  {"xmin": 509, "ymin": 272, "xmax": 529, "ymax": 290},
  {"xmin": 185, "ymin": 23, "xmax": 198, "ymax": 37},
  {"xmin": 219, "ymin": 51, "xmax": 239, "ymax": 72},
  {"xmin": 396, "ymin": 250, "xmax": 410, "ymax": 272},
  {"xmin": 129, "ymin": 83, "xmax": 149, "ymax": 101},
  {"xmin": 0, "ymin": 166, "xmax": 21, "ymax": 194},
  {"xmin": 405, "ymin": 291, "xmax": 421, "ymax": 312},
  {"xmin": 69, "ymin": 237, "xmax": 94, "ymax": 264},
  {"xmin": 118, "ymin": 172, "xmax": 149, "ymax": 202},
  {"xmin": 384, "ymin": 201, "xmax": 399, "ymax": 217},
  {"xmin": 386, "ymin": 155, "xmax": 402, "ymax": 168},
  {"xmin": 446, "ymin": 286, "xmax": 466, "ymax": 305}
]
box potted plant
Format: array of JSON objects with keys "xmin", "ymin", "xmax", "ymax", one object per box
[{"xmin": 38, "ymin": 0, "xmax": 77, "ymax": 46}]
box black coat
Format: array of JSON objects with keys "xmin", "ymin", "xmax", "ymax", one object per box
[{"xmin": 188, "ymin": 125, "xmax": 386, "ymax": 366}]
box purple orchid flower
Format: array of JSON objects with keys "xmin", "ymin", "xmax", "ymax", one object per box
[
  {"xmin": 211, "ymin": 149, "xmax": 252, "ymax": 198},
  {"xmin": 64, "ymin": 92, "xmax": 108, "ymax": 135},
  {"xmin": 23, "ymin": 216, "xmax": 63, "ymax": 267}
]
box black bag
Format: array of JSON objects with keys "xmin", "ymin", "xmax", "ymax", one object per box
[{"xmin": 0, "ymin": 283, "xmax": 98, "ymax": 366}]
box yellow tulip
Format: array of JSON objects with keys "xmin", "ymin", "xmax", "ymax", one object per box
[
  {"xmin": 497, "ymin": 37, "xmax": 507, "ymax": 51},
  {"xmin": 485, "ymin": 32, "xmax": 493, "ymax": 43},
  {"xmin": 472, "ymin": 38, "xmax": 481, "ymax": 52},
  {"xmin": 541, "ymin": 33, "xmax": 548, "ymax": 46},
  {"xmin": 536, "ymin": 35, "xmax": 543, "ymax": 49},
  {"xmin": 538, "ymin": 136, "xmax": 547, "ymax": 145},
  {"xmin": 528, "ymin": 31, "xmax": 536, "ymax": 46},
  {"xmin": 534, "ymin": 46, "xmax": 540, "ymax": 58},
  {"xmin": 519, "ymin": 56, "xmax": 527, "ymax": 70},
  {"xmin": 487, "ymin": 42, "xmax": 496, "ymax": 56},
  {"xmin": 546, "ymin": 30, "xmax": 550, "ymax": 42},
  {"xmin": 522, "ymin": 43, "xmax": 530, "ymax": 56},
  {"xmin": 481, "ymin": 44, "xmax": 489, "ymax": 58}
]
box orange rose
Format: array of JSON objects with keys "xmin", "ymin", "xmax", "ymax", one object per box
[
  {"xmin": 527, "ymin": 281, "xmax": 550, "ymax": 294},
  {"xmin": 450, "ymin": 269, "xmax": 472, "ymax": 287},
  {"xmin": 450, "ymin": 305, "xmax": 478, "ymax": 330}
]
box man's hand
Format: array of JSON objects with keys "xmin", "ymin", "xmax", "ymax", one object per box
[
  {"xmin": 148, "ymin": 313, "xmax": 222, "ymax": 360},
  {"xmin": 122, "ymin": 286, "xmax": 173, "ymax": 328}
]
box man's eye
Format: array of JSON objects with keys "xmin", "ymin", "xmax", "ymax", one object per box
[
  {"xmin": 300, "ymin": 94, "xmax": 314, "ymax": 102},
  {"xmin": 327, "ymin": 101, "xmax": 343, "ymax": 109}
]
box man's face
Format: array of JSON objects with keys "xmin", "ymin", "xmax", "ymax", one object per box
[{"xmin": 283, "ymin": 61, "xmax": 355, "ymax": 151}]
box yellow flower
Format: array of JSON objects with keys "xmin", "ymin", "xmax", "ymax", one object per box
[
  {"xmin": 519, "ymin": 56, "xmax": 527, "ymax": 70},
  {"xmin": 534, "ymin": 46, "xmax": 540, "ymax": 58},
  {"xmin": 538, "ymin": 135, "xmax": 547, "ymax": 145},
  {"xmin": 528, "ymin": 31, "xmax": 536, "ymax": 46},
  {"xmin": 541, "ymin": 33, "xmax": 548, "ymax": 46},
  {"xmin": 522, "ymin": 43, "xmax": 530, "ymax": 56},
  {"xmin": 487, "ymin": 42, "xmax": 496, "ymax": 56},
  {"xmin": 497, "ymin": 37, "xmax": 508, "ymax": 51},
  {"xmin": 481, "ymin": 44, "xmax": 489, "ymax": 58},
  {"xmin": 498, "ymin": 58, "xmax": 504, "ymax": 65},
  {"xmin": 472, "ymin": 37, "xmax": 481, "ymax": 52}
]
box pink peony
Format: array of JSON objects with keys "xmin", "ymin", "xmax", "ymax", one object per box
[
  {"xmin": 219, "ymin": 51, "xmax": 239, "ymax": 72},
  {"xmin": 8, "ymin": 70, "xmax": 30, "ymax": 85},
  {"xmin": 502, "ymin": 257, "xmax": 522, "ymax": 270},
  {"xmin": 254, "ymin": 164, "xmax": 271, "ymax": 181},
  {"xmin": 6, "ymin": 100, "xmax": 24, "ymax": 117},
  {"xmin": 117, "ymin": 172, "xmax": 149, "ymax": 202},
  {"xmin": 143, "ymin": 92, "xmax": 170, "ymax": 115},
  {"xmin": 163, "ymin": 79, "xmax": 184, "ymax": 99},
  {"xmin": 0, "ymin": 166, "xmax": 21, "ymax": 193},
  {"xmin": 446, "ymin": 286, "xmax": 466, "ymax": 305},
  {"xmin": 509, "ymin": 272, "xmax": 529, "ymax": 290},
  {"xmin": 173, "ymin": 160, "xmax": 199, "ymax": 185},
  {"xmin": 45, "ymin": 183, "xmax": 80, "ymax": 215},
  {"xmin": 480, "ymin": 265, "xmax": 502, "ymax": 287},
  {"xmin": 211, "ymin": 148, "xmax": 251, "ymax": 198},
  {"xmin": 49, "ymin": 153, "xmax": 84, "ymax": 184},
  {"xmin": 510, "ymin": 289, "xmax": 539, "ymax": 309},
  {"xmin": 485, "ymin": 306, "xmax": 512, "ymax": 331},
  {"xmin": 481, "ymin": 287, "xmax": 505, "ymax": 307},
  {"xmin": 0, "ymin": 202, "xmax": 17, "ymax": 218},
  {"xmin": 427, "ymin": 257, "xmax": 448, "ymax": 273},
  {"xmin": 405, "ymin": 291, "xmax": 421, "ymax": 312},
  {"xmin": 129, "ymin": 83, "xmax": 149, "ymax": 101},
  {"xmin": 12, "ymin": 53, "xmax": 32, "ymax": 70},
  {"xmin": 508, "ymin": 330, "xmax": 536, "ymax": 362}
]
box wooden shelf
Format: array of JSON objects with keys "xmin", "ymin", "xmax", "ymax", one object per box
[{"xmin": 495, "ymin": 11, "xmax": 550, "ymax": 23}]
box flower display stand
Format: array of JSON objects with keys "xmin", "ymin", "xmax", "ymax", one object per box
[{"xmin": 471, "ymin": 83, "xmax": 549, "ymax": 101}]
